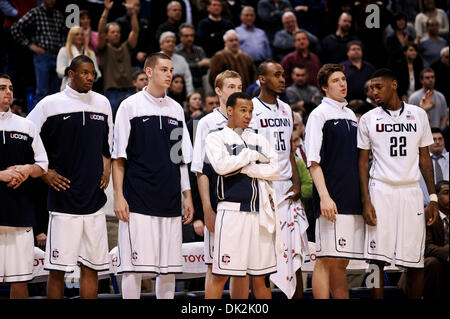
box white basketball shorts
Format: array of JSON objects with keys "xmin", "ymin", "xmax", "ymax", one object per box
[
  {"xmin": 117, "ymin": 213, "xmax": 183, "ymax": 275},
  {"xmin": 315, "ymin": 214, "xmax": 365, "ymax": 260},
  {"xmin": 213, "ymin": 209, "xmax": 277, "ymax": 277},
  {"xmin": 0, "ymin": 226, "xmax": 34, "ymax": 283},
  {"xmin": 364, "ymin": 180, "xmax": 425, "ymax": 268},
  {"xmin": 44, "ymin": 208, "xmax": 110, "ymax": 272}
]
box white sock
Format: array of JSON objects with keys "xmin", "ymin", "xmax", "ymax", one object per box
[
  {"xmin": 156, "ymin": 274, "xmax": 175, "ymax": 299},
  {"xmin": 121, "ymin": 273, "xmax": 142, "ymax": 299}
]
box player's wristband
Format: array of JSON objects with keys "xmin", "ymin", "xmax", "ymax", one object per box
[{"xmin": 429, "ymin": 194, "xmax": 438, "ymax": 203}]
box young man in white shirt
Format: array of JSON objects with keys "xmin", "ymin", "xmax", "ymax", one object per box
[
  {"xmin": 112, "ymin": 52, "xmax": 194, "ymax": 299},
  {"xmin": 205, "ymin": 92, "xmax": 280, "ymax": 299},
  {"xmin": 358, "ymin": 68, "xmax": 439, "ymax": 299},
  {"xmin": 305, "ymin": 63, "xmax": 364, "ymax": 299},
  {"xmin": 0, "ymin": 73, "xmax": 48, "ymax": 299}
]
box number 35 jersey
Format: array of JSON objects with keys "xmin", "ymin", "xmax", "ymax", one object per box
[
  {"xmin": 357, "ymin": 103, "xmax": 433, "ymax": 185},
  {"xmin": 250, "ymin": 97, "xmax": 293, "ymax": 181}
]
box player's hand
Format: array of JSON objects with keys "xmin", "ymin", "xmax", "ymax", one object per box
[
  {"xmin": 41, "ymin": 169, "xmax": 70, "ymax": 191},
  {"xmin": 0, "ymin": 168, "xmax": 25, "ymax": 188},
  {"xmin": 320, "ymin": 195, "xmax": 338, "ymax": 222},
  {"xmin": 100, "ymin": 168, "xmax": 111, "ymax": 189},
  {"xmin": 362, "ymin": 200, "xmax": 377, "ymax": 226},
  {"xmin": 114, "ymin": 193, "xmax": 130, "ymax": 222},
  {"xmin": 204, "ymin": 206, "xmax": 216, "ymax": 233},
  {"xmin": 183, "ymin": 196, "xmax": 194, "ymax": 225},
  {"xmin": 286, "ymin": 183, "xmax": 302, "ymax": 202},
  {"xmin": 35, "ymin": 233, "xmax": 47, "ymax": 250},
  {"xmin": 6, "ymin": 165, "xmax": 32, "ymax": 189},
  {"xmin": 424, "ymin": 201, "xmax": 439, "ymax": 226},
  {"xmin": 193, "ymin": 219, "xmax": 204, "ymax": 237}
]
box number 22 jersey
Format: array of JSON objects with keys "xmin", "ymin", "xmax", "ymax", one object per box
[{"xmin": 357, "ymin": 103, "xmax": 433, "ymax": 185}]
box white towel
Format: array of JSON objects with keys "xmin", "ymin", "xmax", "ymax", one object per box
[{"xmin": 258, "ymin": 179, "xmax": 283, "ymax": 255}]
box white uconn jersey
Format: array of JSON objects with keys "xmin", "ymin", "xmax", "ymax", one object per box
[
  {"xmin": 250, "ymin": 97, "xmax": 293, "ymax": 181},
  {"xmin": 357, "ymin": 103, "xmax": 433, "ymax": 185}
]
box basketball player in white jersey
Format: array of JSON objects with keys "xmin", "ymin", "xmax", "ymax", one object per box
[
  {"xmin": 358, "ymin": 68, "xmax": 439, "ymax": 299},
  {"xmin": 190, "ymin": 71, "xmax": 248, "ymax": 298},
  {"xmin": 250, "ymin": 60, "xmax": 309, "ymax": 299}
]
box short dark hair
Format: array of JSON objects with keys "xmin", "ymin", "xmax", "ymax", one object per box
[
  {"xmin": 69, "ymin": 55, "xmax": 94, "ymax": 72},
  {"xmin": 144, "ymin": 52, "xmax": 171, "ymax": 69},
  {"xmin": 226, "ymin": 92, "xmax": 252, "ymax": 108},
  {"xmin": 80, "ymin": 10, "xmax": 90, "ymax": 19},
  {"xmin": 420, "ymin": 67, "xmax": 434, "ymax": 79},
  {"xmin": 0, "ymin": 73, "xmax": 11, "ymax": 81},
  {"xmin": 132, "ymin": 70, "xmax": 146, "ymax": 81},
  {"xmin": 179, "ymin": 23, "xmax": 195, "ymax": 34},
  {"xmin": 431, "ymin": 127, "xmax": 443, "ymax": 135},
  {"xmin": 257, "ymin": 60, "xmax": 279, "ymax": 77},
  {"xmin": 346, "ymin": 40, "xmax": 362, "ymax": 52},
  {"xmin": 436, "ymin": 180, "xmax": 449, "ymax": 194},
  {"xmin": 402, "ymin": 42, "xmax": 418, "ymax": 52},
  {"xmin": 370, "ymin": 68, "xmax": 397, "ymax": 81},
  {"xmin": 317, "ymin": 64, "xmax": 345, "ymax": 94}
]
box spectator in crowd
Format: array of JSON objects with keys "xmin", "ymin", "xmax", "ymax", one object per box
[
  {"xmin": 273, "ymin": 11, "xmax": 320, "ymax": 62},
  {"xmin": 423, "ymin": 180, "xmax": 449, "ymax": 299},
  {"xmin": 185, "ymin": 91, "xmax": 203, "ymax": 120},
  {"xmin": 222, "ymin": 0, "xmax": 245, "ymax": 27},
  {"xmin": 321, "ymin": 12, "xmax": 360, "ymax": 65},
  {"xmin": 353, "ymin": 80, "xmax": 377, "ymax": 120},
  {"xmin": 281, "ymin": 30, "xmax": 321, "ymax": 87},
  {"xmin": 414, "ymin": 0, "xmax": 449, "ymax": 38},
  {"xmin": 150, "ymin": 0, "xmax": 192, "ymax": 31},
  {"xmin": 97, "ymin": 0, "xmax": 139, "ymax": 108},
  {"xmin": 393, "ymin": 43, "xmax": 423, "ymax": 101},
  {"xmin": 291, "ymin": 0, "xmax": 326, "ymax": 37},
  {"xmin": 196, "ymin": 0, "xmax": 234, "ymax": 57},
  {"xmin": 235, "ymin": 6, "xmax": 272, "ymax": 66},
  {"xmin": 159, "ymin": 31, "xmax": 194, "ymax": 94},
  {"xmin": 175, "ymin": 23, "xmax": 210, "ymax": 91},
  {"xmin": 418, "ymin": 17, "xmax": 448, "ymax": 67},
  {"xmin": 156, "ymin": 1, "xmax": 184, "ymax": 44},
  {"xmin": 115, "ymin": 0, "xmax": 158, "ymax": 69},
  {"xmin": 80, "ymin": 10, "xmax": 99, "ymax": 55},
  {"xmin": 10, "ymin": 0, "xmax": 66, "ymax": 106},
  {"xmin": 257, "ymin": 0, "xmax": 292, "ymax": 41},
  {"xmin": 384, "ymin": 12, "xmax": 417, "ymax": 67},
  {"xmin": 167, "ymin": 74, "xmax": 187, "ymax": 105},
  {"xmin": 408, "ymin": 68, "xmax": 448, "ymax": 129},
  {"xmin": 431, "ymin": 46, "xmax": 449, "ymax": 104},
  {"xmin": 420, "ymin": 127, "xmax": 449, "ymax": 206},
  {"xmin": 0, "ymin": 0, "xmax": 37, "ymax": 110},
  {"xmin": 56, "ymin": 26, "xmax": 102, "ymax": 92},
  {"xmin": 209, "ymin": 29, "xmax": 256, "ymax": 91},
  {"xmin": 340, "ymin": 40, "xmax": 375, "ymax": 102},
  {"xmin": 285, "ymin": 65, "xmax": 322, "ymax": 115}
]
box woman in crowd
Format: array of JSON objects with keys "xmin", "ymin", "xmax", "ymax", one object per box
[
  {"xmin": 167, "ymin": 74, "xmax": 187, "ymax": 105},
  {"xmin": 393, "ymin": 42, "xmax": 423, "ymax": 101},
  {"xmin": 184, "ymin": 91, "xmax": 203, "ymax": 121},
  {"xmin": 56, "ymin": 26, "xmax": 101, "ymax": 91}
]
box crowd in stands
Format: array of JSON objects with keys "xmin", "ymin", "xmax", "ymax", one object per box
[{"xmin": 0, "ymin": 0, "xmax": 449, "ymax": 298}]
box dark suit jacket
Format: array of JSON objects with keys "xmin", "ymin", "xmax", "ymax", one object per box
[{"xmin": 425, "ymin": 215, "xmax": 449, "ymax": 262}]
